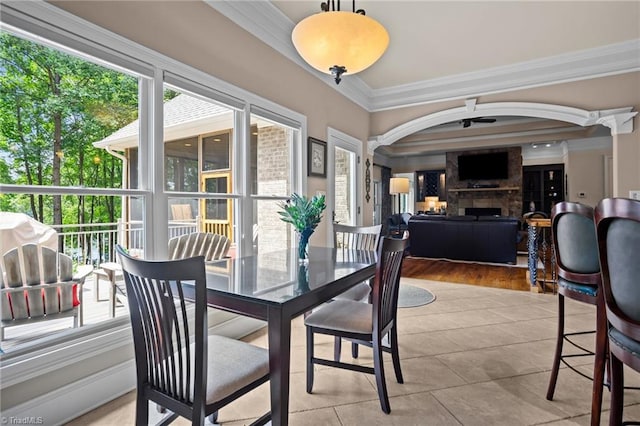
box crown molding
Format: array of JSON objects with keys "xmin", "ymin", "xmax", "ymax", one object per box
[
  {"xmin": 208, "ymin": 1, "xmax": 640, "ymax": 113},
  {"xmin": 370, "ymin": 39, "xmax": 640, "ymax": 112}
]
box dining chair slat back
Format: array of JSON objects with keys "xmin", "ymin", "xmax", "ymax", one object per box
[
  {"xmin": 333, "ymin": 224, "xmax": 382, "ymax": 251},
  {"xmin": 332, "ymin": 224, "xmax": 382, "ymax": 304}
]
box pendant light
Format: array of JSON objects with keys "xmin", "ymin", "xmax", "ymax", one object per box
[{"xmin": 292, "ymin": 0, "xmax": 389, "ymax": 84}]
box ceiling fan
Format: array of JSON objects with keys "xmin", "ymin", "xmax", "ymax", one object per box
[{"xmin": 460, "ymin": 117, "xmax": 497, "ymax": 128}]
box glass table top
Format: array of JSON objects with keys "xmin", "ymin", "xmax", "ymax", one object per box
[{"xmin": 205, "ymin": 246, "xmax": 377, "ymax": 304}]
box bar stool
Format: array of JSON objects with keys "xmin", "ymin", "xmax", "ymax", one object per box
[
  {"xmin": 546, "ymin": 202, "xmax": 606, "ymax": 426},
  {"xmin": 595, "ymin": 197, "xmax": 640, "ymax": 425}
]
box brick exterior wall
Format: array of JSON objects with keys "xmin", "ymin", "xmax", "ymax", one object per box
[{"xmin": 256, "ymin": 125, "xmax": 291, "ymax": 254}]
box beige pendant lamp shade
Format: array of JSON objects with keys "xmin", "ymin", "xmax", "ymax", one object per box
[{"xmin": 292, "ymin": 2, "xmax": 389, "ymax": 85}]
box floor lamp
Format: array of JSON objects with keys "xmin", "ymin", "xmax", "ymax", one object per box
[{"xmin": 389, "ymin": 177, "xmax": 410, "ymax": 235}]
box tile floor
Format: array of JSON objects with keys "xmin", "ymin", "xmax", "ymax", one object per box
[{"xmin": 66, "ymin": 278, "xmax": 640, "ymax": 425}]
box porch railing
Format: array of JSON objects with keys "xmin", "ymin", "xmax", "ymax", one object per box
[{"xmin": 52, "ymin": 219, "xmax": 198, "ymax": 267}]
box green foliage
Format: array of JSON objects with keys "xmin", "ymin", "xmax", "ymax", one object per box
[
  {"xmin": 278, "ymin": 193, "xmax": 326, "ymax": 232},
  {"xmin": 0, "ymin": 31, "xmax": 138, "ymax": 224}
]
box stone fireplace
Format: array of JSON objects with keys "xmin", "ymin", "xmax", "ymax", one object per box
[
  {"xmin": 465, "ymin": 207, "xmax": 502, "ymax": 216},
  {"xmin": 445, "ymin": 147, "xmax": 523, "ymax": 217}
]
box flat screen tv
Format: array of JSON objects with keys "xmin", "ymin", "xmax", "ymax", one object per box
[{"xmin": 458, "ymin": 152, "xmax": 509, "ymax": 180}]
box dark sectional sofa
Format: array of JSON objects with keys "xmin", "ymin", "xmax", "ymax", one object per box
[{"xmin": 408, "ymin": 214, "xmax": 519, "ymax": 264}]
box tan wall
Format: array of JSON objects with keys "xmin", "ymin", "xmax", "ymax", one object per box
[
  {"xmin": 566, "ymin": 147, "xmax": 613, "ymax": 208},
  {"xmin": 614, "ymin": 114, "xmax": 640, "ymax": 197}
]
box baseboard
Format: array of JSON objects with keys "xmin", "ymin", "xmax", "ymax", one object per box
[
  {"xmin": 1, "ymin": 316, "xmax": 266, "ymax": 424},
  {"xmin": 405, "ymin": 255, "xmax": 529, "ymax": 269},
  {"xmin": 2, "ymin": 359, "xmax": 136, "ymax": 425}
]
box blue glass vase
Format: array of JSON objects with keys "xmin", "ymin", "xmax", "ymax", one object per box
[{"xmin": 297, "ymin": 228, "xmax": 313, "ymax": 263}]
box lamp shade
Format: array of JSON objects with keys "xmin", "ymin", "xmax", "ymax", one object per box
[
  {"xmin": 292, "ymin": 11, "xmax": 389, "ymax": 78},
  {"xmin": 389, "ymin": 177, "xmax": 410, "ymax": 195},
  {"xmin": 425, "ymin": 196, "xmax": 439, "ymax": 210}
]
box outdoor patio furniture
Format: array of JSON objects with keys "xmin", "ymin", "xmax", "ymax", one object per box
[
  {"xmin": 168, "ymin": 232, "xmax": 230, "ymax": 261},
  {"xmin": 102, "ymin": 232, "xmax": 231, "ymax": 318},
  {"xmin": 0, "ymin": 243, "xmax": 92, "ymax": 340}
]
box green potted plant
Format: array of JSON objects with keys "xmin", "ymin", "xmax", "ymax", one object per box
[{"xmin": 278, "ymin": 193, "xmax": 326, "ymax": 261}]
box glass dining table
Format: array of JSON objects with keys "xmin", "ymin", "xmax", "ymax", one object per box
[{"xmin": 194, "ymin": 246, "xmax": 377, "ymax": 426}]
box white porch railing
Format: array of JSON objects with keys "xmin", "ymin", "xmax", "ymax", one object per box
[{"xmin": 52, "ymin": 219, "xmax": 198, "ymax": 266}]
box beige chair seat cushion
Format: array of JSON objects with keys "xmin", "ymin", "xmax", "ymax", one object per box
[
  {"xmin": 333, "ymin": 282, "xmax": 370, "ymax": 302},
  {"xmin": 304, "ymin": 300, "xmax": 373, "ymax": 334},
  {"xmin": 202, "ymin": 335, "xmax": 269, "ymax": 404}
]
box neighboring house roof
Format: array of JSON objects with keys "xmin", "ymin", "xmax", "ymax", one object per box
[{"xmin": 94, "ymin": 93, "xmax": 233, "ymax": 149}]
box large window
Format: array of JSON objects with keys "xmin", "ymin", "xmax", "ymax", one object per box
[
  {"xmin": 0, "ymin": 4, "xmax": 309, "ymax": 423},
  {"xmin": 0, "ymin": 28, "xmax": 147, "ymax": 348},
  {"xmin": 0, "ymin": 22, "xmax": 304, "ymax": 356}
]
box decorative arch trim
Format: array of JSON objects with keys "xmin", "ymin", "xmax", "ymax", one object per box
[{"xmin": 368, "ymin": 100, "xmax": 636, "ymax": 154}]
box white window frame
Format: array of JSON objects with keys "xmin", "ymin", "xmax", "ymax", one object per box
[{"xmin": 326, "ymin": 128, "xmax": 363, "ymax": 245}]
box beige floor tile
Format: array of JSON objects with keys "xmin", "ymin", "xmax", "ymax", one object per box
[
  {"xmin": 398, "ymin": 330, "xmax": 466, "ymax": 358},
  {"xmin": 499, "ymin": 316, "xmax": 559, "ymax": 341},
  {"xmin": 287, "ymin": 368, "xmax": 379, "ymax": 412},
  {"xmin": 487, "ymin": 303, "xmax": 557, "ymax": 322},
  {"xmin": 213, "ymin": 382, "xmax": 271, "ymax": 423},
  {"xmin": 223, "ymin": 407, "xmax": 342, "ymax": 426},
  {"xmin": 65, "ymin": 391, "xmax": 136, "ymax": 426},
  {"xmin": 438, "ymin": 321, "xmax": 544, "ymax": 351},
  {"xmin": 334, "ymin": 392, "xmax": 462, "ymax": 426},
  {"xmin": 400, "ymin": 309, "xmax": 513, "ymax": 334},
  {"xmin": 365, "ymin": 356, "xmax": 467, "ymax": 397},
  {"xmin": 432, "ymin": 381, "xmax": 567, "ymax": 425},
  {"xmin": 436, "ymin": 339, "xmax": 556, "ymax": 383}
]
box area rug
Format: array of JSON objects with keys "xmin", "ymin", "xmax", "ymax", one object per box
[{"xmin": 397, "ymin": 283, "xmax": 435, "ymax": 308}]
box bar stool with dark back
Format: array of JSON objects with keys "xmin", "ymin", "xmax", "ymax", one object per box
[
  {"xmin": 595, "ymin": 197, "xmax": 640, "ymax": 425},
  {"xmin": 546, "ymin": 202, "xmax": 607, "ymax": 426}
]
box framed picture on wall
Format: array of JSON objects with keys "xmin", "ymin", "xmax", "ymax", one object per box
[{"xmin": 308, "ymin": 137, "xmax": 327, "ymax": 177}]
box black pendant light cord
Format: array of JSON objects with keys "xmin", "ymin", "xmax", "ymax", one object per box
[{"xmin": 321, "ymin": 0, "xmax": 366, "ymax": 15}]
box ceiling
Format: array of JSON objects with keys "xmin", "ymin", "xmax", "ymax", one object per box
[
  {"xmin": 272, "ymin": 1, "xmax": 639, "ymax": 90},
  {"xmin": 211, "ymin": 1, "xmax": 639, "ymax": 156}
]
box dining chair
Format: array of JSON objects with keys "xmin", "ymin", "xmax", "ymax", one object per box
[
  {"xmin": 545, "ymin": 202, "xmax": 606, "ymax": 426},
  {"xmin": 115, "ymin": 245, "xmax": 270, "ymax": 426},
  {"xmin": 330, "ymin": 224, "xmax": 382, "ymax": 360},
  {"xmin": 595, "ymin": 197, "xmax": 640, "ymax": 425},
  {"xmin": 304, "ymin": 236, "xmax": 408, "ymax": 414},
  {"xmin": 168, "ymin": 232, "xmax": 230, "ymax": 261}
]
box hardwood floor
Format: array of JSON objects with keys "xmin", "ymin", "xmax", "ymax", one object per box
[{"xmin": 401, "ymin": 256, "xmax": 531, "ymax": 291}]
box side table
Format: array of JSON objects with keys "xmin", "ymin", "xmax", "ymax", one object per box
[
  {"xmin": 97, "ymin": 262, "xmax": 123, "ymax": 318},
  {"xmin": 526, "ymin": 218, "xmax": 557, "ymax": 293}
]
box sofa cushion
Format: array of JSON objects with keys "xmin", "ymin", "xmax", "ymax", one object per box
[
  {"xmin": 478, "ymin": 216, "xmax": 519, "ymax": 222},
  {"xmin": 445, "ymin": 215, "xmax": 477, "ymax": 221},
  {"xmin": 410, "ymin": 214, "xmax": 446, "ymax": 221}
]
